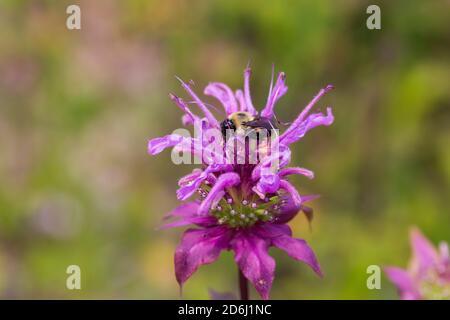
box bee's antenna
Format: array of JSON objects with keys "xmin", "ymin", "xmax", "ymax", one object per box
[{"xmin": 187, "ymin": 100, "xmax": 226, "ymax": 117}]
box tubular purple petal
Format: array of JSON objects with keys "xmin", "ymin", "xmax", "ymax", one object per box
[
  {"xmin": 280, "ymin": 84, "xmax": 334, "ymax": 142},
  {"xmin": 169, "ymin": 93, "xmax": 198, "ymax": 124},
  {"xmin": 176, "ymin": 76, "xmax": 219, "ymax": 127},
  {"xmin": 181, "ymin": 113, "xmax": 194, "ymax": 126},
  {"xmin": 251, "ymin": 145, "xmax": 291, "ymax": 181},
  {"xmin": 235, "ymin": 89, "xmax": 246, "ymax": 112},
  {"xmin": 177, "ymin": 164, "xmax": 233, "ymax": 201},
  {"xmin": 279, "ymin": 180, "xmax": 302, "ymax": 207},
  {"xmin": 252, "ymin": 173, "xmax": 280, "ymax": 199},
  {"xmin": 204, "ymin": 82, "xmax": 238, "ymax": 115},
  {"xmin": 279, "ymin": 167, "xmax": 314, "ymax": 179},
  {"xmin": 287, "ymin": 84, "xmax": 334, "ymax": 132},
  {"xmin": 178, "ymin": 169, "xmax": 202, "ymax": 187},
  {"xmin": 243, "ymin": 67, "xmax": 257, "ymax": 115},
  {"xmin": 198, "ymin": 172, "xmax": 240, "ymax": 215},
  {"xmin": 261, "ymin": 72, "xmax": 287, "ymax": 119},
  {"xmin": 280, "ymin": 108, "xmax": 334, "ymax": 145},
  {"xmin": 148, "ymin": 134, "xmax": 192, "ymax": 155}
]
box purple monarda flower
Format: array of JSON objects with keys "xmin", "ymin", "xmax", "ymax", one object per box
[
  {"xmin": 385, "ymin": 228, "xmax": 449, "ymax": 300},
  {"xmin": 148, "ymin": 66, "xmax": 334, "ymax": 299}
]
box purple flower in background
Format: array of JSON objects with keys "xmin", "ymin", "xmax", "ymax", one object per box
[
  {"xmin": 148, "ymin": 66, "xmax": 334, "ymax": 299},
  {"xmin": 385, "ymin": 227, "xmax": 450, "ymax": 300}
]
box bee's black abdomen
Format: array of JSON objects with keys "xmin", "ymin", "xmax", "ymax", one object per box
[{"xmin": 221, "ymin": 119, "xmax": 236, "ymax": 138}]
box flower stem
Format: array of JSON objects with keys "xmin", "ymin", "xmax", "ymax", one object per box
[{"xmin": 238, "ymin": 268, "xmax": 249, "ymax": 300}]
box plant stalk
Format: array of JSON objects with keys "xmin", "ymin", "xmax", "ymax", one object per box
[{"xmin": 238, "ymin": 268, "xmax": 249, "ymax": 300}]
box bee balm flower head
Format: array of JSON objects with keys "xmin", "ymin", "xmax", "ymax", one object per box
[{"xmin": 148, "ymin": 66, "xmax": 334, "ymax": 299}]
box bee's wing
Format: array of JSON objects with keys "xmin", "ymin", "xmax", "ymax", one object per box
[{"xmin": 243, "ymin": 118, "xmax": 277, "ymax": 131}]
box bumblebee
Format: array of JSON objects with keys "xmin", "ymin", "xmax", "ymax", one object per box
[{"xmin": 220, "ymin": 112, "xmax": 277, "ymax": 139}]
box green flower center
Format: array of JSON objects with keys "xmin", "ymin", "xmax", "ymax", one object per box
[{"xmin": 210, "ymin": 195, "xmax": 281, "ymax": 228}]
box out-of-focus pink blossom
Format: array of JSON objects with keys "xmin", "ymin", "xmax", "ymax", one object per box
[{"xmin": 385, "ymin": 227, "xmax": 449, "ymax": 300}]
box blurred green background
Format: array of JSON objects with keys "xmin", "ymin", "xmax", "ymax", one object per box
[{"xmin": 0, "ymin": 0, "xmax": 449, "ymax": 299}]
